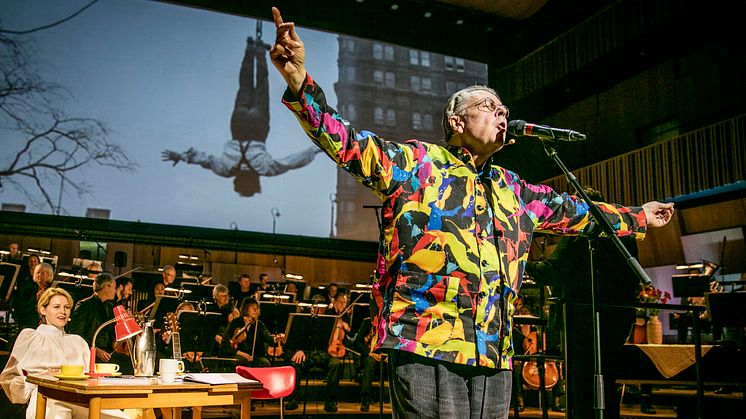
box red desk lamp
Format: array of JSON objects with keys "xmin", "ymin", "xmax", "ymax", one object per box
[{"xmin": 89, "ymin": 305, "xmax": 141, "ymax": 373}]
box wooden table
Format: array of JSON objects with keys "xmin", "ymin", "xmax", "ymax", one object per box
[{"xmin": 26, "ymin": 374, "xmax": 262, "ymax": 419}]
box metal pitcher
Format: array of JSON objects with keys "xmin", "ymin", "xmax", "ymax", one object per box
[{"xmin": 132, "ymin": 319, "xmax": 156, "ymax": 376}]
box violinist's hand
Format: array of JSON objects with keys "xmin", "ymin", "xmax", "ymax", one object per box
[
  {"xmin": 274, "ymin": 333, "xmax": 285, "ymax": 343},
  {"xmin": 237, "ymin": 351, "xmax": 253, "ymax": 362},
  {"xmin": 95, "ymin": 348, "xmax": 111, "ymax": 362},
  {"xmin": 291, "ymin": 350, "xmax": 306, "ymax": 364},
  {"xmin": 215, "ymin": 335, "xmax": 223, "ymax": 344},
  {"xmin": 340, "ymin": 321, "xmax": 351, "ymax": 333},
  {"xmin": 370, "ymin": 352, "xmax": 382, "ymax": 362},
  {"xmin": 228, "ymin": 308, "xmax": 240, "ymax": 322}
]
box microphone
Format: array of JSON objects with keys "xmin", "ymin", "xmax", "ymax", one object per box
[{"xmin": 507, "ymin": 120, "xmax": 586, "ymax": 142}]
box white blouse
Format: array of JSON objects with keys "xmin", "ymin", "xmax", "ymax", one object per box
[
  {"xmin": 1, "ymin": 324, "xmax": 90, "ymax": 404},
  {"xmin": 1, "ymin": 324, "xmax": 97, "ymax": 418}
]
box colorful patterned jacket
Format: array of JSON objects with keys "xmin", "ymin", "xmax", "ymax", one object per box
[{"xmin": 283, "ymin": 74, "xmax": 647, "ymax": 370}]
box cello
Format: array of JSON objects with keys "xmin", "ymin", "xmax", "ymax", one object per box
[{"xmin": 521, "ymin": 331, "xmax": 560, "ymax": 390}]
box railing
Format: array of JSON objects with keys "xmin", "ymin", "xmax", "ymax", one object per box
[
  {"xmin": 494, "ymin": 0, "xmax": 692, "ymax": 101},
  {"xmin": 541, "ymin": 114, "xmax": 746, "ymax": 203}
]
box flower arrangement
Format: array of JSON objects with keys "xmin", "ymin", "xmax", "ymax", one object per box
[{"xmin": 637, "ymin": 284, "xmax": 671, "ymax": 316}]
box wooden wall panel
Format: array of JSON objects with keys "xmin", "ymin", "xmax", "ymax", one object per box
[
  {"xmin": 638, "ymin": 212, "xmax": 685, "ymax": 267},
  {"xmin": 680, "ymin": 198, "xmax": 746, "ymax": 234}
]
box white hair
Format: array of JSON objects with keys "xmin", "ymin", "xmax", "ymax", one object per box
[{"xmin": 441, "ymin": 85, "xmax": 499, "ymax": 142}]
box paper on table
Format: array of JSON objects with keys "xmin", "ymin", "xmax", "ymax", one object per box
[{"xmin": 183, "ymin": 373, "xmax": 258, "ymax": 385}]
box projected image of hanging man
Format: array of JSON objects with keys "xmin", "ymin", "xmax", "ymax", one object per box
[{"xmin": 161, "ymin": 23, "xmax": 320, "ymax": 197}]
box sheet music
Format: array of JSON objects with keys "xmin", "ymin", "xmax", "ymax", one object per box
[{"xmin": 183, "ymin": 372, "xmax": 258, "ymax": 385}]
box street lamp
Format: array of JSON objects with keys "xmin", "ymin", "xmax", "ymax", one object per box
[{"xmin": 271, "ymin": 207, "xmax": 281, "ymax": 234}]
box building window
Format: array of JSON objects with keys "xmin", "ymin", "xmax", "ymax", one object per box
[
  {"xmin": 444, "ymin": 56, "xmax": 466, "ymax": 72},
  {"xmin": 423, "ymin": 114, "xmax": 434, "ymax": 130},
  {"xmin": 373, "ymin": 70, "xmax": 384, "ymax": 86},
  {"xmin": 422, "ymin": 77, "xmax": 432, "ymax": 93},
  {"xmin": 445, "ymin": 56, "xmax": 455, "ymax": 71},
  {"xmin": 409, "ymin": 50, "xmax": 431, "ymax": 67},
  {"xmin": 412, "ymin": 112, "xmax": 422, "ymax": 130},
  {"xmin": 373, "ymin": 43, "xmax": 383, "ymax": 60},
  {"xmin": 346, "ymin": 104, "xmax": 357, "ymax": 121},
  {"xmin": 446, "ymin": 80, "xmax": 456, "ymax": 93},
  {"xmin": 384, "ymin": 45, "xmax": 395, "ymax": 61},
  {"xmin": 455, "ymin": 57, "xmax": 465, "ymax": 72},
  {"xmin": 386, "ymin": 109, "xmax": 396, "ymax": 126},
  {"xmin": 344, "ymin": 39, "xmax": 355, "ymax": 52},
  {"xmin": 421, "ymin": 51, "xmax": 430, "ymax": 67},
  {"xmin": 385, "ymin": 71, "xmax": 396, "ymax": 88},
  {"xmin": 410, "ymin": 76, "xmax": 421, "ymax": 92},
  {"xmin": 346, "ymin": 66, "xmax": 356, "ymax": 82},
  {"xmin": 374, "ymin": 107, "xmax": 384, "ymax": 124},
  {"xmin": 409, "ymin": 50, "xmax": 419, "ymax": 65}
]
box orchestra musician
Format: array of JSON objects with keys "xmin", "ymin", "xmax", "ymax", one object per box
[
  {"xmin": 67, "ymin": 272, "xmax": 133, "ymax": 375},
  {"xmin": 284, "ymin": 293, "xmax": 345, "ymax": 413},
  {"xmin": 231, "ymin": 274, "xmax": 254, "ymax": 308},
  {"xmin": 12, "ymin": 260, "xmax": 52, "ymax": 330},
  {"xmin": 113, "ymin": 276, "xmax": 133, "ymax": 308},
  {"xmin": 160, "ymin": 265, "xmax": 176, "ymax": 287},
  {"xmin": 137, "ymin": 281, "xmax": 166, "ymax": 313},
  {"xmin": 351, "ymin": 316, "xmax": 384, "ymax": 412},
  {"xmin": 218, "ymin": 298, "xmax": 279, "ymax": 367},
  {"xmin": 213, "ymin": 284, "xmax": 240, "ymax": 328}
]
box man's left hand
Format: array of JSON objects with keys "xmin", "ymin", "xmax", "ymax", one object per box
[{"xmin": 642, "ymin": 201, "xmax": 675, "ymax": 228}]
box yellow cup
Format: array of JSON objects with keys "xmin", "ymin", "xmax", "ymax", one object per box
[
  {"xmin": 59, "ymin": 364, "xmax": 85, "ymax": 376},
  {"xmin": 95, "ymin": 363, "xmax": 120, "ymax": 374}
]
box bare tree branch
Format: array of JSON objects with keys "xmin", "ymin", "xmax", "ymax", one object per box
[{"xmin": 0, "ymin": 33, "xmax": 135, "ymax": 214}]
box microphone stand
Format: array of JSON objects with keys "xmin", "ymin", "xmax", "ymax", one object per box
[{"xmin": 541, "ymin": 141, "xmax": 653, "ymax": 419}]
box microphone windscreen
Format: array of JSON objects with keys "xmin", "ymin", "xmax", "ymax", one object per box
[{"xmin": 507, "ymin": 120, "xmax": 525, "ymax": 137}]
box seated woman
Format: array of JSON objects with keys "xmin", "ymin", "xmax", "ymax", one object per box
[
  {"xmin": 218, "ymin": 298, "xmax": 280, "ymax": 367},
  {"xmin": 0, "ymin": 287, "xmax": 127, "ymax": 419}
]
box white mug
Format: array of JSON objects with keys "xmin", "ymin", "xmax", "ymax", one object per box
[{"xmin": 159, "ymin": 359, "xmax": 184, "ymax": 384}]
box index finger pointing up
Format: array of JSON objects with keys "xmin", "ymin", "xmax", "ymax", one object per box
[{"xmin": 272, "ymin": 7, "xmax": 283, "ymax": 27}]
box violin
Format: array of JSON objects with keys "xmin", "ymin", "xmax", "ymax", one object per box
[
  {"xmin": 230, "ymin": 318, "xmax": 252, "ymax": 349},
  {"xmin": 327, "ymin": 292, "xmax": 365, "ymax": 358},
  {"xmin": 327, "ymin": 320, "xmax": 346, "ymax": 358},
  {"xmin": 268, "ymin": 333, "xmax": 284, "ymax": 358},
  {"xmin": 230, "ymin": 316, "xmax": 259, "ymax": 361}
]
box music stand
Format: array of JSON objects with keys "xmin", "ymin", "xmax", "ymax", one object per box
[
  {"xmin": 149, "ymin": 295, "xmax": 181, "ymax": 329},
  {"xmin": 672, "ymin": 274, "xmax": 712, "ymax": 298},
  {"xmin": 350, "ymin": 289, "xmax": 371, "ymax": 304},
  {"xmin": 0, "ymin": 262, "xmax": 20, "ymax": 305},
  {"xmin": 182, "ymin": 283, "xmax": 215, "ymax": 302},
  {"xmin": 705, "ymin": 292, "xmax": 746, "ymax": 327},
  {"xmin": 350, "ymin": 302, "xmax": 371, "ymax": 337},
  {"xmin": 177, "ymin": 310, "xmax": 222, "ymax": 354},
  {"xmin": 51, "ymin": 280, "xmax": 93, "ymax": 305},
  {"xmin": 259, "ymin": 301, "xmax": 298, "ymax": 335},
  {"xmin": 282, "ymin": 313, "xmax": 337, "ymax": 352}
]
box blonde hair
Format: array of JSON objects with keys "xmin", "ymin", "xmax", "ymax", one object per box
[
  {"xmin": 37, "ymin": 287, "xmax": 74, "ymax": 320},
  {"xmin": 33, "ymin": 262, "xmax": 55, "ymax": 285}
]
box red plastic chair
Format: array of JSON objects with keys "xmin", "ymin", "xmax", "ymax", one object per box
[{"xmin": 236, "ymin": 366, "xmax": 296, "ymax": 418}]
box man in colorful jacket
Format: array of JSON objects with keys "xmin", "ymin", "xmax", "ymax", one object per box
[{"xmin": 269, "ymin": 7, "xmax": 674, "ymax": 418}]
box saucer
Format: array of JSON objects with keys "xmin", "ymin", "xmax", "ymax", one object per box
[
  {"xmin": 89, "ymin": 372, "xmax": 122, "ymax": 378},
  {"xmin": 53, "ymin": 374, "xmax": 89, "ymax": 380}
]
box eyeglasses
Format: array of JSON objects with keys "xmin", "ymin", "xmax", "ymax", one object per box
[{"xmin": 461, "ymin": 97, "xmax": 509, "ymax": 118}]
